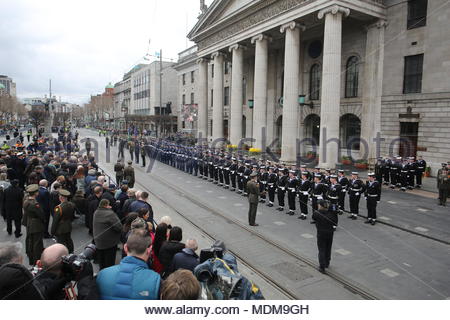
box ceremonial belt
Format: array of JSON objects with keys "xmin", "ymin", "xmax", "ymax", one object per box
[
  {"xmin": 278, "ymin": 186, "xmax": 285, "ymax": 190},
  {"xmin": 418, "ymin": 167, "xmax": 424, "ymax": 169},
  {"xmin": 268, "ymin": 183, "xmax": 274, "ymax": 186},
  {"xmin": 368, "ymin": 194, "xmax": 378, "ymax": 197},
  {"xmin": 328, "ymin": 196, "xmax": 338, "ymax": 200},
  {"xmin": 288, "ymin": 188, "xmax": 296, "ymax": 192},
  {"xmin": 244, "ymin": 176, "xmax": 249, "ymax": 179},
  {"xmin": 351, "ymin": 188, "xmax": 361, "ymax": 192},
  {"xmin": 401, "ymin": 170, "xmax": 408, "ymax": 173},
  {"xmin": 231, "ymin": 171, "xmax": 235, "ymax": 174}
]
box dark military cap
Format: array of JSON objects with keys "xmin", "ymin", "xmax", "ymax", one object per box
[
  {"xmin": 314, "ymin": 173, "xmax": 322, "ymax": 178},
  {"xmin": 59, "ymin": 189, "xmax": 71, "ymax": 197},
  {"xmin": 260, "ymin": 166, "xmax": 266, "ymax": 169},
  {"xmin": 330, "ymin": 175, "xmax": 338, "ymax": 179},
  {"xmin": 26, "ymin": 184, "xmax": 39, "ymax": 193}
]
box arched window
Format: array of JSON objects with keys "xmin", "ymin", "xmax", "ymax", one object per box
[
  {"xmin": 340, "ymin": 114, "xmax": 361, "ymax": 150},
  {"xmin": 309, "ymin": 64, "xmax": 321, "ymax": 100},
  {"xmin": 345, "ymin": 56, "xmax": 359, "ymax": 98},
  {"xmin": 304, "ymin": 114, "xmax": 321, "ymax": 145}
]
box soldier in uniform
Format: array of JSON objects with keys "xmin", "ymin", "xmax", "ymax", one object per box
[
  {"xmin": 375, "ymin": 158, "xmax": 383, "ymax": 183},
  {"xmin": 218, "ymin": 154, "xmax": 225, "ymax": 186},
  {"xmin": 365, "ymin": 173, "xmax": 381, "ymax": 225},
  {"xmin": 310, "ymin": 174, "xmax": 328, "ymax": 224},
  {"xmin": 223, "ymin": 156, "xmax": 231, "ymax": 189},
  {"xmin": 114, "ymin": 159, "xmax": 124, "ymax": 185},
  {"xmin": 85, "ymin": 138, "xmax": 91, "ymax": 156},
  {"xmin": 123, "ymin": 160, "xmax": 135, "ymax": 188},
  {"xmin": 247, "ymin": 172, "xmax": 261, "ymax": 227},
  {"xmin": 276, "ymin": 169, "xmax": 288, "ymax": 211},
  {"xmin": 258, "ymin": 166, "xmax": 268, "ymax": 203},
  {"xmin": 287, "ymin": 170, "xmax": 298, "ymax": 215},
  {"xmin": 407, "ymin": 157, "xmax": 416, "ymax": 190},
  {"xmin": 337, "ymin": 170, "xmax": 349, "ymax": 212},
  {"xmin": 415, "ymin": 156, "xmax": 426, "ymax": 188},
  {"xmin": 327, "ymin": 175, "xmax": 342, "ymax": 214},
  {"xmin": 237, "ymin": 159, "xmax": 245, "ymax": 193},
  {"xmin": 229, "ymin": 158, "xmax": 238, "ymax": 191},
  {"xmin": 399, "ymin": 158, "xmax": 410, "ymax": 191},
  {"xmin": 23, "ymin": 184, "xmax": 45, "ymax": 265},
  {"xmin": 51, "ymin": 189, "xmax": 76, "ymax": 253},
  {"xmin": 348, "ymin": 172, "xmax": 365, "ymax": 220},
  {"xmin": 298, "ymin": 171, "xmax": 311, "ymax": 220},
  {"xmin": 242, "ymin": 162, "xmax": 252, "ymax": 196},
  {"xmin": 382, "ymin": 156, "xmax": 391, "ymax": 185},
  {"xmin": 140, "ymin": 142, "xmax": 147, "ymax": 168},
  {"xmin": 390, "ymin": 157, "xmax": 400, "ymax": 189},
  {"xmin": 266, "ymin": 166, "xmax": 277, "ymax": 207}
]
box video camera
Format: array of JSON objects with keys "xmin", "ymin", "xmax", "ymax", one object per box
[
  {"xmin": 199, "ymin": 246, "xmax": 223, "ymax": 264},
  {"xmin": 61, "ymin": 244, "xmax": 96, "ymax": 281}
]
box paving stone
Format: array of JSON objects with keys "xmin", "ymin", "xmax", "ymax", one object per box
[
  {"xmin": 380, "ymin": 268, "xmax": 400, "ymax": 278},
  {"xmin": 335, "ymin": 248, "xmax": 351, "ymax": 256}
]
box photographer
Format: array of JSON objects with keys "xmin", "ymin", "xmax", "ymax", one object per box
[{"xmin": 33, "ymin": 244, "xmax": 99, "ymax": 300}]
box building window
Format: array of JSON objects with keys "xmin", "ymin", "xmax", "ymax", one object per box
[
  {"xmin": 309, "ymin": 64, "xmax": 321, "ymax": 100},
  {"xmin": 182, "ymin": 121, "xmax": 185, "ymax": 129},
  {"xmin": 407, "ymin": 0, "xmax": 427, "ymax": 29},
  {"xmin": 182, "ymin": 74, "xmax": 186, "ymax": 85},
  {"xmin": 182, "ymin": 94, "xmax": 186, "ymax": 105},
  {"xmin": 345, "ymin": 56, "xmax": 359, "ymax": 98},
  {"xmin": 304, "ymin": 114, "xmax": 321, "ymax": 146},
  {"xmin": 190, "ymin": 92, "xmax": 195, "ymax": 104},
  {"xmin": 211, "ymin": 89, "xmax": 214, "ymax": 106},
  {"xmin": 211, "ymin": 64, "xmax": 214, "ymax": 78},
  {"xmin": 191, "ymin": 71, "xmax": 194, "ymax": 83},
  {"xmin": 403, "ymin": 54, "xmax": 424, "ymax": 94},
  {"xmin": 242, "ymin": 77, "xmax": 247, "ymax": 102},
  {"xmin": 224, "ymin": 86, "xmax": 230, "ymax": 106},
  {"xmin": 340, "ymin": 114, "xmax": 361, "ymax": 150},
  {"xmin": 224, "ymin": 61, "xmax": 230, "ymax": 75}
]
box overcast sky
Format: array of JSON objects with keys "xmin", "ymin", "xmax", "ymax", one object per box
[{"xmin": 0, "ymin": 0, "xmax": 213, "ymax": 104}]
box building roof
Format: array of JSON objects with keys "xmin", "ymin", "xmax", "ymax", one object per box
[{"xmin": 105, "ymin": 82, "xmax": 114, "ymax": 89}]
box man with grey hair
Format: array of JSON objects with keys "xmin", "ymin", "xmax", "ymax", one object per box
[
  {"xmin": 170, "ymin": 238, "xmax": 199, "ymax": 273},
  {"xmin": 0, "ymin": 242, "xmax": 23, "ymax": 266}
]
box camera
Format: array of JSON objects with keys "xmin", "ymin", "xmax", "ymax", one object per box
[
  {"xmin": 199, "ymin": 247, "xmax": 223, "ymax": 264},
  {"xmin": 61, "ymin": 244, "xmax": 96, "ymax": 281}
]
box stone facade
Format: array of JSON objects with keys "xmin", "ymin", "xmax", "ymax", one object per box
[{"xmin": 180, "ymin": 0, "xmax": 449, "ymax": 173}]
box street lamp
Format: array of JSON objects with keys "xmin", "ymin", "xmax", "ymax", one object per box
[{"xmin": 298, "ymin": 95, "xmax": 314, "ymax": 109}]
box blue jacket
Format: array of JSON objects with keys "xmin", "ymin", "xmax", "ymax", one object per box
[
  {"xmin": 171, "ymin": 248, "xmax": 199, "ymax": 273},
  {"xmin": 96, "ymin": 256, "xmax": 161, "ymax": 300}
]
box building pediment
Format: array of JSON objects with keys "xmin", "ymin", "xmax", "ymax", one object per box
[{"xmin": 189, "ymin": 0, "xmax": 270, "ymax": 42}]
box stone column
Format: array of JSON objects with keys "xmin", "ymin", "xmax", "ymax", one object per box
[
  {"xmin": 280, "ymin": 22, "xmax": 304, "ymax": 163},
  {"xmin": 318, "ymin": 5, "xmax": 350, "ymax": 169},
  {"xmin": 211, "ymin": 52, "xmax": 225, "ymax": 145},
  {"xmin": 197, "ymin": 58, "xmax": 209, "ymax": 145},
  {"xmin": 361, "ymin": 20, "xmax": 387, "ymax": 160},
  {"xmin": 251, "ymin": 34, "xmax": 271, "ymax": 150},
  {"xmin": 229, "ymin": 44, "xmax": 245, "ymax": 146}
]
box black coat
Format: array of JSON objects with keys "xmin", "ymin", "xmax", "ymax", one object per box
[
  {"xmin": 313, "ymin": 209, "xmax": 338, "ymax": 234},
  {"xmin": 158, "ymin": 241, "xmax": 185, "ymax": 272},
  {"xmin": 170, "ymin": 248, "xmax": 199, "ymax": 273},
  {"xmin": 3, "ymin": 185, "xmax": 23, "ymax": 218},
  {"xmin": 0, "ymin": 263, "xmax": 44, "ymax": 299}
]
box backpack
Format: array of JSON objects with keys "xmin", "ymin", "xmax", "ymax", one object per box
[{"xmin": 194, "ymin": 255, "xmax": 264, "ymax": 300}]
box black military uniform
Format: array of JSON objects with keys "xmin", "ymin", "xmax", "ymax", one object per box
[
  {"xmin": 23, "ymin": 184, "xmax": 45, "ymax": 265},
  {"xmin": 382, "ymin": 157, "xmax": 391, "ymax": 185},
  {"xmin": 140, "ymin": 143, "xmax": 146, "ymax": 167},
  {"xmin": 399, "ymin": 160, "xmax": 410, "ymax": 191},
  {"xmin": 415, "ymin": 157, "xmax": 426, "ymax": 188},
  {"xmin": 277, "ymin": 170, "xmax": 288, "ymax": 211},
  {"xmin": 348, "ymin": 172, "xmax": 365, "ymax": 219},
  {"xmin": 390, "ymin": 158, "xmax": 401, "ymax": 188},
  {"xmin": 365, "ymin": 173, "xmax": 381, "ymax": 225},
  {"xmin": 326, "ymin": 176, "xmax": 342, "ymax": 214},
  {"xmin": 311, "ymin": 175, "xmax": 328, "ymax": 213},
  {"xmin": 337, "ymin": 170, "xmax": 349, "ymax": 211},
  {"xmin": 242, "ymin": 164, "xmax": 252, "ymax": 196},
  {"xmin": 229, "ymin": 158, "xmax": 237, "ymax": 191},
  {"xmin": 375, "ymin": 158, "xmax": 383, "ymax": 184},
  {"xmin": 51, "ymin": 189, "xmax": 75, "ymax": 253},
  {"xmin": 237, "ymin": 161, "xmax": 245, "ymax": 193},
  {"xmin": 313, "ymin": 201, "xmax": 338, "ymax": 273},
  {"xmin": 298, "ymin": 172, "xmax": 311, "ymax": 220},
  {"xmin": 259, "ymin": 167, "xmax": 268, "ymax": 203},
  {"xmin": 286, "ymin": 172, "xmax": 298, "ymax": 215},
  {"xmin": 266, "ymin": 168, "xmax": 277, "ymax": 207},
  {"xmin": 408, "ymin": 158, "xmax": 416, "ymax": 190}
]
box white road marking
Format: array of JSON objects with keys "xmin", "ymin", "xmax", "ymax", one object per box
[
  {"xmin": 414, "ymin": 227, "xmax": 429, "ymax": 232},
  {"xmin": 380, "ymin": 268, "xmax": 399, "ymax": 278},
  {"xmin": 301, "ymin": 233, "xmax": 314, "ymax": 239},
  {"xmin": 206, "ymin": 190, "xmax": 213, "ymax": 193},
  {"xmin": 273, "ymin": 221, "xmax": 286, "ymax": 226},
  {"xmin": 403, "ymin": 263, "xmax": 412, "ymax": 267},
  {"xmin": 379, "ymin": 216, "xmax": 392, "ymax": 221},
  {"xmin": 195, "ymin": 185, "xmax": 202, "ymax": 188},
  {"xmin": 218, "ymin": 196, "xmax": 227, "ymax": 199},
  {"xmin": 234, "ymin": 203, "xmax": 243, "ymax": 207},
  {"xmin": 335, "ymin": 249, "xmax": 351, "ymax": 256},
  {"xmin": 387, "ymin": 201, "xmax": 397, "ymax": 204},
  {"xmin": 417, "ymin": 208, "xmax": 429, "ymax": 212}
]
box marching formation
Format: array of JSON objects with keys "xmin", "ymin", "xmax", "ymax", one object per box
[{"xmin": 145, "ymin": 142, "xmax": 382, "ymax": 226}]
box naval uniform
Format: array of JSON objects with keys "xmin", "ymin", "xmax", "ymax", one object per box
[
  {"xmin": 298, "ymin": 178, "xmax": 311, "ymax": 218},
  {"xmin": 267, "ymin": 172, "xmax": 277, "ymax": 206},
  {"xmin": 277, "ymin": 175, "xmax": 288, "ymax": 210},
  {"xmin": 348, "ymin": 178, "xmax": 365, "ymax": 218},
  {"xmin": 365, "ymin": 180, "xmax": 381, "ymax": 223}
]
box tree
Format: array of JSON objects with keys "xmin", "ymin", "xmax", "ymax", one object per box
[{"xmin": 28, "ymin": 107, "xmax": 47, "ymax": 133}]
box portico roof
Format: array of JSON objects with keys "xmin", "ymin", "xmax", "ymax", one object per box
[{"xmin": 189, "ymin": 0, "xmax": 386, "ymax": 57}]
